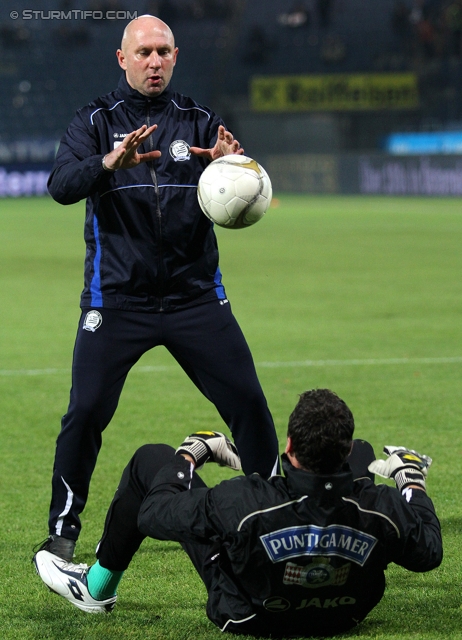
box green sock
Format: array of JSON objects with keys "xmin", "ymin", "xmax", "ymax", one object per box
[{"xmin": 87, "ymin": 560, "xmax": 124, "ymax": 600}]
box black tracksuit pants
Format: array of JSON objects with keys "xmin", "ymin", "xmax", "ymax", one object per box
[
  {"xmin": 49, "ymin": 300, "xmax": 279, "ymax": 540},
  {"xmin": 96, "ymin": 444, "xmax": 212, "ymax": 577}
]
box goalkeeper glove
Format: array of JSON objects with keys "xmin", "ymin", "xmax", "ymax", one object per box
[
  {"xmin": 368, "ymin": 446, "xmax": 432, "ymax": 492},
  {"xmin": 176, "ymin": 431, "xmax": 241, "ymax": 471}
]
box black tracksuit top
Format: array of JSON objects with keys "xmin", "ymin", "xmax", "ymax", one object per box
[
  {"xmin": 138, "ymin": 455, "xmax": 442, "ymax": 636},
  {"xmin": 48, "ymin": 74, "xmax": 227, "ymax": 312}
]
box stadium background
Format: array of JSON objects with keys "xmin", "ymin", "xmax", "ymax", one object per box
[{"xmin": 3, "ymin": 0, "xmax": 462, "ymax": 195}]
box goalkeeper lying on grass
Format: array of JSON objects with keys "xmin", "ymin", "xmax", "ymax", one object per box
[{"xmin": 34, "ymin": 388, "xmax": 442, "ymax": 638}]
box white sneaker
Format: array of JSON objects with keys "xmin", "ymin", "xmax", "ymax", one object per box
[{"xmin": 34, "ymin": 550, "xmax": 116, "ymax": 613}]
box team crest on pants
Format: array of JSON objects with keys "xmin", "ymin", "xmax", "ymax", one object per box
[{"xmin": 83, "ymin": 310, "xmax": 102, "ymax": 332}]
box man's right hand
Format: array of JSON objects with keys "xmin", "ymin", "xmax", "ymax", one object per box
[
  {"xmin": 102, "ymin": 124, "xmax": 161, "ymax": 171},
  {"xmin": 176, "ymin": 431, "xmax": 242, "ymax": 471}
]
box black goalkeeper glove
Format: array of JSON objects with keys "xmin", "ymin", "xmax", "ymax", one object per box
[
  {"xmin": 176, "ymin": 431, "xmax": 242, "ymax": 471},
  {"xmin": 368, "ymin": 446, "xmax": 432, "ymax": 492}
]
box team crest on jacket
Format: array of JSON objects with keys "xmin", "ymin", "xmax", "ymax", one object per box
[
  {"xmin": 169, "ymin": 140, "xmax": 191, "ymax": 161},
  {"xmin": 283, "ymin": 558, "xmax": 350, "ymax": 589},
  {"xmin": 83, "ymin": 310, "xmax": 102, "ymax": 332}
]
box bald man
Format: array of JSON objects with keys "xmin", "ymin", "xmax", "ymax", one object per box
[{"xmin": 36, "ymin": 15, "xmax": 279, "ymax": 562}]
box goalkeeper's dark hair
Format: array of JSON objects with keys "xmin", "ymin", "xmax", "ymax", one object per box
[{"xmin": 287, "ymin": 389, "xmax": 354, "ymax": 474}]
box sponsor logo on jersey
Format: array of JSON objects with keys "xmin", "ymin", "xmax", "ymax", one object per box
[
  {"xmin": 113, "ymin": 133, "xmax": 128, "ymax": 149},
  {"xmin": 83, "ymin": 310, "xmax": 103, "ymax": 332},
  {"xmin": 283, "ymin": 558, "xmax": 351, "ymax": 589},
  {"xmin": 169, "ymin": 139, "xmax": 191, "ymax": 161},
  {"xmin": 260, "ymin": 524, "xmax": 377, "ymax": 566},
  {"xmin": 263, "ymin": 596, "xmax": 291, "ymax": 612}
]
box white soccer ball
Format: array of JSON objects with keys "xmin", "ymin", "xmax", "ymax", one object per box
[{"xmin": 197, "ymin": 154, "xmax": 272, "ymax": 229}]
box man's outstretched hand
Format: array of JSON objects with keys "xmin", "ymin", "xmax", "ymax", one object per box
[
  {"xmin": 102, "ymin": 124, "xmax": 161, "ymax": 171},
  {"xmin": 368, "ymin": 446, "xmax": 432, "ymax": 492},
  {"xmin": 176, "ymin": 430, "xmax": 242, "ymax": 471},
  {"xmin": 190, "ymin": 125, "xmax": 244, "ymax": 161}
]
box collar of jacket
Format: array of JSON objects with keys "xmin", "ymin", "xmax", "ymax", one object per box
[
  {"xmin": 117, "ymin": 72, "xmax": 173, "ymax": 117},
  {"xmin": 281, "ymin": 454, "xmax": 354, "ymax": 503}
]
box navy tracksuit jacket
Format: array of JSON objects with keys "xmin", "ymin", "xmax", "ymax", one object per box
[{"xmin": 48, "ymin": 74, "xmax": 226, "ymax": 311}]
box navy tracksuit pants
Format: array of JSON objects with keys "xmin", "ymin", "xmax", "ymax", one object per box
[{"xmin": 49, "ymin": 300, "xmax": 280, "ymax": 540}]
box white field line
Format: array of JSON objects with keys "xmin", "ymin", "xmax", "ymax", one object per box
[
  {"xmin": 257, "ymin": 356, "xmax": 462, "ymax": 368},
  {"xmin": 1, "ymin": 357, "xmax": 462, "ymax": 377}
]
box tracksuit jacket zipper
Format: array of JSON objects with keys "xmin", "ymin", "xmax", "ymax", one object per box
[{"xmin": 146, "ymin": 105, "xmax": 164, "ymax": 311}]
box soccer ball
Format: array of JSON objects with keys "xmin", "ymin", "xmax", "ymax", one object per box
[{"xmin": 197, "ymin": 155, "xmax": 272, "ymax": 229}]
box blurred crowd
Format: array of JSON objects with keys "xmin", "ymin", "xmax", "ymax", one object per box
[
  {"xmin": 2, "ymin": 0, "xmax": 462, "ymax": 135},
  {"xmin": 0, "ymin": 0, "xmax": 237, "ymax": 50},
  {"xmin": 392, "ymin": 0, "xmax": 462, "ymax": 60},
  {"xmin": 2, "ymin": 0, "xmax": 462, "ymax": 64}
]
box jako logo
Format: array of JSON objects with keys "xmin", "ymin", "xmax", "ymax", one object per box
[{"xmin": 296, "ymin": 596, "xmax": 356, "ymax": 610}]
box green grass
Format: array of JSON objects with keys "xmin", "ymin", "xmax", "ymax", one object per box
[{"xmin": 1, "ymin": 195, "xmax": 462, "ymax": 639}]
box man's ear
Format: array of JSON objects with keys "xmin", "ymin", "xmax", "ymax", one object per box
[
  {"xmin": 285, "ymin": 436, "xmax": 303, "ymax": 469},
  {"xmin": 116, "ymin": 49, "xmax": 127, "ymax": 70}
]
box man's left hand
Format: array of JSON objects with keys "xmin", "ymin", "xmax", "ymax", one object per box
[
  {"xmin": 190, "ymin": 125, "xmax": 244, "ymax": 161},
  {"xmin": 368, "ymin": 446, "xmax": 432, "ymax": 492}
]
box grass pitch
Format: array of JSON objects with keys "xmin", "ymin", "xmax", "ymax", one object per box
[{"xmin": 0, "ymin": 195, "xmax": 461, "ymax": 639}]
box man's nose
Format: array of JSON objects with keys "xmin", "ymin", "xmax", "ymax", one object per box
[{"xmin": 148, "ymin": 52, "xmax": 162, "ymax": 68}]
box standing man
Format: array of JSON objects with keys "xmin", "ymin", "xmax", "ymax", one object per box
[
  {"xmin": 34, "ymin": 389, "xmax": 442, "ymax": 637},
  {"xmin": 39, "ymin": 15, "xmax": 279, "ymax": 562}
]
